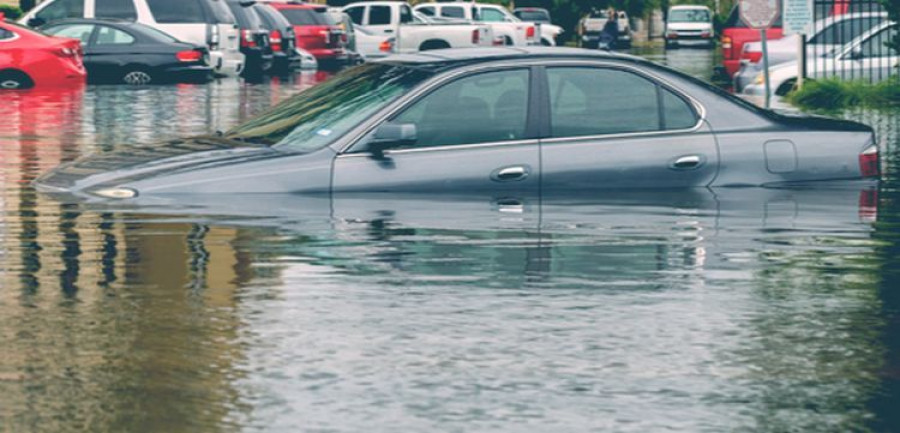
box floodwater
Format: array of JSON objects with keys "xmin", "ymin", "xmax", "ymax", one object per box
[{"xmin": 1, "ymin": 50, "xmax": 900, "ymax": 432}]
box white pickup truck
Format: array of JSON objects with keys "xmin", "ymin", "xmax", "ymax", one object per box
[
  {"xmin": 342, "ymin": 1, "xmax": 495, "ymax": 52},
  {"xmin": 413, "ymin": 2, "xmax": 561, "ymax": 46}
]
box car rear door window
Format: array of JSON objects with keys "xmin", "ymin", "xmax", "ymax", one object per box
[
  {"xmin": 147, "ymin": 0, "xmax": 206, "ymax": 23},
  {"xmin": 858, "ymin": 25, "xmax": 897, "ymax": 58},
  {"xmin": 94, "ymin": 26, "xmax": 135, "ymax": 45},
  {"xmin": 94, "ymin": 0, "xmax": 137, "ymax": 20},
  {"xmin": 441, "ymin": 6, "xmax": 465, "ymax": 18},
  {"xmin": 368, "ymin": 6, "xmax": 391, "ymax": 25},
  {"xmin": 345, "ymin": 6, "xmax": 364, "ymax": 25},
  {"xmin": 43, "ymin": 23, "xmax": 95, "ymax": 44},
  {"xmin": 547, "ymin": 67, "xmax": 696, "ymax": 137},
  {"xmin": 35, "ymin": 0, "xmax": 84, "ymax": 23},
  {"xmin": 392, "ymin": 69, "xmax": 530, "ymax": 148},
  {"xmin": 479, "ymin": 8, "xmax": 506, "ymax": 22}
]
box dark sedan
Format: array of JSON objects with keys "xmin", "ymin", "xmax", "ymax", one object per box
[
  {"xmin": 40, "ymin": 19, "xmax": 212, "ymax": 85},
  {"xmin": 34, "ymin": 48, "xmax": 880, "ymax": 199},
  {"xmin": 252, "ymin": 2, "xmax": 300, "ymax": 76}
]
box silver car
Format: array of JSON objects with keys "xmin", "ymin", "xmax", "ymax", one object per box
[{"xmin": 35, "ymin": 48, "xmax": 880, "ymax": 199}]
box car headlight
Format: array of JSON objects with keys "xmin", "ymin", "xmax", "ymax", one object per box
[
  {"xmin": 753, "ymin": 73, "xmax": 765, "ymax": 85},
  {"xmin": 92, "ymin": 187, "xmax": 138, "ymax": 199}
]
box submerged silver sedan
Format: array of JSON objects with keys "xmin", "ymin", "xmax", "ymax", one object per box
[{"xmin": 35, "ymin": 47, "xmax": 880, "ymax": 199}]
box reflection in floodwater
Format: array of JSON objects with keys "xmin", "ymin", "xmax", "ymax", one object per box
[{"xmin": 0, "ymin": 62, "xmax": 899, "ymax": 431}]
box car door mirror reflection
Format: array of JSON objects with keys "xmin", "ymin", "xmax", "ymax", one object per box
[{"xmin": 369, "ymin": 122, "xmax": 417, "ymax": 159}]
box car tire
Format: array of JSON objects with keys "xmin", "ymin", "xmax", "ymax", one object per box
[
  {"xmin": 121, "ymin": 67, "xmax": 154, "ymax": 85},
  {"xmin": 541, "ymin": 38, "xmax": 553, "ymax": 46},
  {"xmin": 0, "ymin": 70, "xmax": 35, "ymax": 90},
  {"xmin": 776, "ymin": 78, "xmax": 797, "ymax": 97}
]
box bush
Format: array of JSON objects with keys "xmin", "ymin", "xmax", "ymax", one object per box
[
  {"xmin": 0, "ymin": 5, "xmax": 22, "ymax": 19},
  {"xmin": 787, "ymin": 77, "xmax": 900, "ymax": 110}
]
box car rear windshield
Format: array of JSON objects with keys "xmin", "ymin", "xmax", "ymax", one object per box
[
  {"xmin": 279, "ymin": 8, "xmax": 332, "ymax": 26},
  {"xmin": 254, "ymin": 4, "xmax": 291, "ymax": 30},
  {"xmin": 226, "ymin": 1, "xmax": 263, "ymax": 29},
  {"xmin": 668, "ymin": 9, "xmax": 710, "ymax": 23},
  {"xmin": 515, "ymin": 10, "xmax": 550, "ymax": 22},
  {"xmin": 226, "ymin": 64, "xmax": 434, "ymax": 152}
]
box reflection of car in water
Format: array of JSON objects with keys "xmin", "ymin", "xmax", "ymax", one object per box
[{"xmin": 35, "ymin": 48, "xmax": 880, "ymax": 200}]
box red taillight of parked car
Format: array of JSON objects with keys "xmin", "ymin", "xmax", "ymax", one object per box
[
  {"xmin": 472, "ymin": 29, "xmax": 480, "ymax": 44},
  {"xmin": 241, "ymin": 29, "xmax": 257, "ymax": 48},
  {"xmin": 721, "ymin": 35, "xmax": 733, "ymax": 57},
  {"xmin": 54, "ymin": 46, "xmax": 78, "ymax": 58},
  {"xmin": 176, "ymin": 50, "xmax": 203, "ymax": 62},
  {"xmin": 859, "ymin": 144, "xmax": 880, "ymax": 178},
  {"xmin": 526, "ymin": 26, "xmax": 536, "ymax": 38},
  {"xmin": 270, "ymin": 30, "xmax": 283, "ymax": 52},
  {"xmin": 379, "ymin": 39, "xmax": 393, "ymax": 53}
]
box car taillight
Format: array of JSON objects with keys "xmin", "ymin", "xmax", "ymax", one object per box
[
  {"xmin": 859, "ymin": 143, "xmax": 880, "ymax": 178},
  {"xmin": 270, "ymin": 30, "xmax": 283, "ymax": 52},
  {"xmin": 722, "ymin": 35, "xmax": 733, "ymax": 57},
  {"xmin": 55, "ymin": 46, "xmax": 78, "ymax": 58},
  {"xmin": 526, "ymin": 26, "xmax": 535, "ymax": 38},
  {"xmin": 176, "ymin": 50, "xmax": 203, "ymax": 62},
  {"xmin": 472, "ymin": 29, "xmax": 480, "ymax": 44},
  {"xmin": 241, "ymin": 29, "xmax": 257, "ymax": 48},
  {"xmin": 379, "ymin": 38, "xmax": 393, "ymax": 52}
]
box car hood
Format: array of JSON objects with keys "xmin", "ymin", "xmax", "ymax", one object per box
[{"xmin": 34, "ymin": 136, "xmax": 279, "ymax": 193}]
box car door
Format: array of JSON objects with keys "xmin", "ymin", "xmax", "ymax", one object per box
[
  {"xmin": 364, "ymin": 4, "xmax": 395, "ymax": 36},
  {"xmin": 89, "ymin": 25, "xmax": 140, "ymax": 82},
  {"xmin": 332, "ymin": 67, "xmax": 541, "ymax": 193},
  {"xmin": 539, "ymin": 65, "xmax": 719, "ymax": 190}
]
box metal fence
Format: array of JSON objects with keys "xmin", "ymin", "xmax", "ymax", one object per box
[{"xmin": 806, "ymin": 0, "xmax": 896, "ymax": 83}]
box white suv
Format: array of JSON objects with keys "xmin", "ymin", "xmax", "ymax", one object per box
[{"xmin": 20, "ymin": 0, "xmax": 243, "ymax": 76}]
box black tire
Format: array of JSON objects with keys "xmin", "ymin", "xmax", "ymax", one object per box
[
  {"xmin": 419, "ymin": 40, "xmax": 451, "ymax": 51},
  {"xmin": 776, "ymin": 79, "xmax": 797, "ymax": 97},
  {"xmin": 121, "ymin": 66, "xmax": 154, "ymax": 85},
  {"xmin": 0, "ymin": 70, "xmax": 35, "ymax": 90},
  {"xmin": 541, "ymin": 38, "xmax": 553, "ymax": 46}
]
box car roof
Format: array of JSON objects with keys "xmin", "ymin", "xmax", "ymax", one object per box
[{"xmin": 380, "ymin": 46, "xmax": 639, "ymax": 65}]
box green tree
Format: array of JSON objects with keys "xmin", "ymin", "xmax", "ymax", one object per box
[{"xmin": 880, "ymin": 0, "xmax": 900, "ymax": 53}]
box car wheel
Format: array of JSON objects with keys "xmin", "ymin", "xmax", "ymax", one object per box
[
  {"xmin": 122, "ymin": 68, "xmax": 154, "ymax": 85},
  {"xmin": 541, "ymin": 38, "xmax": 553, "ymax": 46},
  {"xmin": 0, "ymin": 70, "xmax": 35, "ymax": 90}
]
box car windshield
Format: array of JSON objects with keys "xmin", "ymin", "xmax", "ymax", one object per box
[
  {"xmin": 226, "ymin": 64, "xmax": 433, "ymax": 152},
  {"xmin": 669, "ymin": 9, "xmax": 710, "ymax": 22}
]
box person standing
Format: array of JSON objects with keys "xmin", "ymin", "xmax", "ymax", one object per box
[{"xmin": 601, "ymin": 8, "xmax": 619, "ymax": 49}]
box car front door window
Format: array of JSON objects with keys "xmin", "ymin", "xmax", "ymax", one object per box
[
  {"xmin": 480, "ymin": 8, "xmax": 507, "ymax": 22},
  {"xmin": 441, "ymin": 6, "xmax": 465, "ymax": 19},
  {"xmin": 390, "ymin": 69, "xmax": 530, "ymax": 149},
  {"xmin": 94, "ymin": 26, "xmax": 135, "ymax": 45}
]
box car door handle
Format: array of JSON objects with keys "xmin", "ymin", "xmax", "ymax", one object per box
[
  {"xmin": 384, "ymin": 29, "xmax": 394, "ymax": 33},
  {"xmin": 491, "ymin": 165, "xmax": 530, "ymax": 182},
  {"xmin": 669, "ymin": 155, "xmax": 705, "ymax": 170}
]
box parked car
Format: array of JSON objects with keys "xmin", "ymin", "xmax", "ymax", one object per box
[
  {"xmin": 251, "ymin": 2, "xmax": 299, "ymax": 76},
  {"xmin": 664, "ymin": 5, "xmax": 714, "ymax": 48},
  {"xmin": 41, "ymin": 19, "xmax": 212, "ymax": 84},
  {"xmin": 224, "ymin": 0, "xmax": 272, "ymax": 77},
  {"xmin": 718, "ymin": 4, "xmax": 783, "ymax": 78},
  {"xmin": 19, "ymin": 0, "xmax": 244, "ymax": 77},
  {"xmin": 734, "ymin": 12, "xmax": 887, "ymax": 91},
  {"xmin": 267, "ymin": 2, "xmax": 347, "ymax": 69},
  {"xmin": 326, "ymin": 8, "xmax": 363, "ymax": 64},
  {"xmin": 35, "ymin": 47, "xmax": 879, "ymax": 199},
  {"xmin": 0, "ymin": 17, "xmax": 85, "ymax": 89},
  {"xmin": 513, "ymin": 7, "xmax": 552, "ymax": 24},
  {"xmin": 413, "ymin": 2, "xmax": 558, "ymax": 46},
  {"xmin": 580, "ymin": 9, "xmax": 631, "ymax": 49},
  {"xmin": 742, "ymin": 21, "xmax": 898, "ymax": 97},
  {"xmin": 343, "ymin": 1, "xmax": 494, "ymax": 52}
]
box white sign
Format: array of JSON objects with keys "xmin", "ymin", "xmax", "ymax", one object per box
[
  {"xmin": 782, "ymin": 0, "xmax": 813, "ymax": 34},
  {"xmin": 739, "ymin": 0, "xmax": 781, "ymax": 29}
]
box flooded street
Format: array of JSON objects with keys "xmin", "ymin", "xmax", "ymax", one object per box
[{"xmin": 2, "ymin": 49, "xmax": 900, "ymax": 432}]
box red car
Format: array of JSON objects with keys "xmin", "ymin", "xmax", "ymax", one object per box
[
  {"xmin": 267, "ymin": 2, "xmax": 347, "ymax": 68},
  {"xmin": 0, "ymin": 15, "xmax": 85, "ymax": 89},
  {"xmin": 719, "ymin": 5, "xmax": 782, "ymax": 78}
]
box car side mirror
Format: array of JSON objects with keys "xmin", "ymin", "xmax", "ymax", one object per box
[
  {"xmin": 27, "ymin": 17, "xmax": 45, "ymax": 28},
  {"xmin": 369, "ymin": 123, "xmax": 417, "ymax": 159}
]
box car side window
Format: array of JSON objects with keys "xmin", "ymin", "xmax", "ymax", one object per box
[
  {"xmin": 35, "ymin": 0, "xmax": 84, "ymax": 23},
  {"xmin": 399, "ymin": 5, "xmax": 413, "ymax": 24},
  {"xmin": 858, "ymin": 26, "xmax": 897, "ymax": 58},
  {"xmin": 0, "ymin": 28, "xmax": 14, "ymax": 40},
  {"xmin": 94, "ymin": 26, "xmax": 135, "ymax": 45},
  {"xmin": 345, "ymin": 6, "xmax": 364, "ymax": 25},
  {"xmin": 95, "ymin": 0, "xmax": 137, "ymax": 20},
  {"xmin": 391, "ymin": 69, "xmax": 530, "ymax": 149},
  {"xmin": 369, "ymin": 6, "xmax": 391, "ymax": 25},
  {"xmin": 147, "ymin": 0, "xmax": 206, "ymax": 23},
  {"xmin": 418, "ymin": 6, "xmax": 435, "ymax": 16},
  {"xmin": 546, "ymin": 67, "xmax": 696, "ymax": 137},
  {"xmin": 480, "ymin": 8, "xmax": 506, "ymax": 22},
  {"xmin": 43, "ymin": 24, "xmax": 95, "ymax": 44},
  {"xmin": 441, "ymin": 6, "xmax": 465, "ymax": 18}
]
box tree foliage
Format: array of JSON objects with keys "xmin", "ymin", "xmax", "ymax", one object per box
[{"xmin": 880, "ymin": 0, "xmax": 900, "ymax": 53}]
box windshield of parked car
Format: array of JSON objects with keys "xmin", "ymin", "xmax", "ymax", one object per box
[
  {"xmin": 226, "ymin": 64, "xmax": 433, "ymax": 152},
  {"xmin": 668, "ymin": 9, "xmax": 710, "ymax": 23},
  {"xmin": 279, "ymin": 8, "xmax": 333, "ymax": 26}
]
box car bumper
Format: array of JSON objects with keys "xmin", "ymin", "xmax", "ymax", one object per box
[
  {"xmin": 210, "ymin": 51, "xmax": 244, "ymax": 77},
  {"xmin": 163, "ymin": 65, "xmax": 214, "ymax": 83}
]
